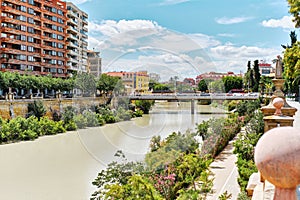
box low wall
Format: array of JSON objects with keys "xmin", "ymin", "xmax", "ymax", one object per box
[{"xmin": 0, "ymin": 97, "xmax": 106, "ymax": 120}]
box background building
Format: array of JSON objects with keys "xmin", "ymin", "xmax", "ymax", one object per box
[
  {"xmin": 0, "ymin": 0, "xmax": 68, "ymax": 77},
  {"xmin": 87, "ymin": 50, "xmax": 101, "ymax": 77},
  {"xmin": 259, "ymin": 61, "xmax": 274, "ymax": 77},
  {"xmin": 196, "ymin": 71, "xmax": 243, "ymax": 84},
  {"xmin": 106, "ymin": 71, "xmax": 150, "ymax": 94},
  {"xmin": 66, "ymin": 2, "xmax": 88, "ymax": 74}
]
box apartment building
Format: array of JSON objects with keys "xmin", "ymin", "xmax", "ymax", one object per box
[
  {"xmin": 106, "ymin": 71, "xmax": 150, "ymax": 94},
  {"xmin": 66, "ymin": 2, "xmax": 88, "ymax": 74},
  {"xmin": 87, "ymin": 50, "xmax": 101, "ymax": 77},
  {"xmin": 0, "ymin": 0, "xmax": 68, "ymax": 77}
]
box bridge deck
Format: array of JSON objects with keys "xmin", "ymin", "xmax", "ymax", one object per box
[{"xmin": 126, "ymin": 94, "xmax": 259, "ymax": 101}]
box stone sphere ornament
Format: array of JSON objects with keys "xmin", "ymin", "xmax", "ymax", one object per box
[
  {"xmin": 255, "ymin": 127, "xmax": 300, "ymax": 200},
  {"xmin": 273, "ymin": 97, "xmax": 284, "ymax": 116}
]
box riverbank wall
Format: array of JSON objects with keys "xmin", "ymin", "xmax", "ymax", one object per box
[{"xmin": 0, "ymin": 97, "xmax": 106, "ymax": 120}]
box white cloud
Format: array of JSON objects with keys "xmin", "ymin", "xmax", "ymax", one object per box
[
  {"xmin": 89, "ymin": 20, "xmax": 163, "ymax": 37},
  {"xmin": 159, "ymin": 0, "xmax": 190, "ymax": 6},
  {"xmin": 261, "ymin": 16, "xmax": 295, "ymax": 29},
  {"xmin": 88, "ymin": 19, "xmax": 281, "ymax": 77},
  {"xmin": 217, "ymin": 33, "xmax": 236, "ymax": 38},
  {"xmin": 215, "ymin": 16, "xmax": 252, "ymax": 25},
  {"xmin": 187, "ymin": 33, "xmax": 221, "ymax": 48},
  {"xmin": 209, "ymin": 44, "xmax": 281, "ymax": 72}
]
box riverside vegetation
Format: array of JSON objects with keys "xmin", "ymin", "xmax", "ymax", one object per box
[
  {"xmin": 0, "ymin": 100, "xmax": 145, "ymax": 144},
  {"xmin": 90, "ymin": 100, "xmax": 254, "ymax": 200}
]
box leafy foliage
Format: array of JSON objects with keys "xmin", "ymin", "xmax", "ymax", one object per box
[
  {"xmin": 26, "ymin": 100, "xmax": 46, "ymax": 120},
  {"xmin": 233, "ymin": 111, "xmax": 264, "ymax": 191},
  {"xmin": 287, "ymin": 0, "xmax": 300, "ymax": 28},
  {"xmin": 222, "ymin": 76, "xmax": 243, "ymax": 93},
  {"xmin": 135, "ymin": 100, "xmax": 155, "ymax": 114}
]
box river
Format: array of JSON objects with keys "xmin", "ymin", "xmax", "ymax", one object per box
[{"xmin": 0, "ymin": 101, "xmax": 226, "ymax": 200}]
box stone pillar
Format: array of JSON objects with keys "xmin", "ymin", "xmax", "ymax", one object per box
[
  {"xmin": 191, "ymin": 99, "xmax": 195, "ymax": 114},
  {"xmin": 263, "ymin": 97, "xmax": 294, "ymax": 132},
  {"xmin": 261, "ymin": 56, "xmax": 297, "ymax": 117},
  {"xmin": 255, "ymin": 127, "xmax": 300, "ymax": 200}
]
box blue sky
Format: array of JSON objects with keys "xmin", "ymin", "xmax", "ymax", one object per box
[{"xmin": 73, "ymin": 0, "xmax": 296, "ymax": 80}]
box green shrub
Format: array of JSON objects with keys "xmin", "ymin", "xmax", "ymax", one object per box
[
  {"xmin": 83, "ymin": 110, "xmax": 99, "ymax": 127},
  {"xmin": 133, "ymin": 109, "xmax": 143, "ymax": 117},
  {"xmin": 64, "ymin": 121, "xmax": 77, "ymax": 131},
  {"xmin": 27, "ymin": 100, "xmax": 46, "ymax": 120},
  {"xmin": 74, "ymin": 114, "xmax": 87, "ymax": 129},
  {"xmin": 62, "ymin": 106, "xmax": 77, "ymax": 124},
  {"xmin": 97, "ymin": 115, "xmax": 106, "ymax": 126}
]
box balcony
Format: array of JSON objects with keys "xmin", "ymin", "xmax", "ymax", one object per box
[
  {"xmin": 2, "ymin": 6, "xmax": 20, "ymax": 15},
  {"xmin": 1, "ymin": 16, "xmax": 20, "ymax": 25}
]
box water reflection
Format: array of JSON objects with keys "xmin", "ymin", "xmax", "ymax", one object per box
[{"xmin": 0, "ymin": 101, "xmax": 226, "ymax": 200}]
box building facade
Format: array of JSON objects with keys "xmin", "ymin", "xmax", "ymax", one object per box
[
  {"xmin": 0, "ymin": 0, "xmax": 88, "ymax": 77},
  {"xmin": 259, "ymin": 61, "xmax": 274, "ymax": 77},
  {"xmin": 0, "ymin": 0, "xmax": 68, "ymax": 77},
  {"xmin": 106, "ymin": 71, "xmax": 150, "ymax": 94},
  {"xmin": 87, "ymin": 50, "xmax": 101, "ymax": 77},
  {"xmin": 66, "ymin": 2, "xmax": 88, "ymax": 74},
  {"xmin": 196, "ymin": 71, "xmax": 243, "ymax": 84}
]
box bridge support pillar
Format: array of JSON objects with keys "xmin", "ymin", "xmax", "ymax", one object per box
[{"xmin": 191, "ymin": 99, "xmax": 195, "ymax": 114}]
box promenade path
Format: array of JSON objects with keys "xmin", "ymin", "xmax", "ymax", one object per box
[{"xmin": 206, "ymin": 99, "xmax": 300, "ymax": 200}]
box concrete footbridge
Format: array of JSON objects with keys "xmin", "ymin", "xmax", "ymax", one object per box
[{"xmin": 126, "ymin": 93, "xmax": 260, "ymax": 114}]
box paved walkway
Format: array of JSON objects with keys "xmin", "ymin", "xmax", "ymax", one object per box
[
  {"xmin": 206, "ymin": 100, "xmax": 300, "ymax": 200},
  {"xmin": 206, "ymin": 132, "xmax": 242, "ymax": 200}
]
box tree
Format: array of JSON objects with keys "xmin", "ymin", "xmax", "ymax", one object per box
[
  {"xmin": 198, "ymin": 79, "xmax": 208, "ymax": 92},
  {"xmin": 97, "ymin": 74, "xmax": 124, "ymax": 95},
  {"xmin": 282, "ymin": 31, "xmax": 297, "ymax": 49},
  {"xmin": 222, "ymin": 76, "xmax": 243, "ymax": 93},
  {"xmin": 287, "ymin": 0, "xmax": 300, "ymax": 28},
  {"xmin": 283, "ymin": 42, "xmax": 300, "ymax": 95},
  {"xmin": 253, "ymin": 60, "xmax": 261, "ymax": 92},
  {"xmin": 74, "ymin": 73, "xmax": 96, "ymax": 95}
]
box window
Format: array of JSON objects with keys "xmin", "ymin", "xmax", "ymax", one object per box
[
  {"xmin": 51, "ymin": 7, "xmax": 57, "ymax": 13},
  {"xmin": 57, "ymin": 60, "xmax": 63, "ymax": 65},
  {"xmin": 20, "ymin": 6, "xmax": 27, "ymax": 12},
  {"xmin": 28, "ymin": 18, "xmax": 34, "ymax": 24},
  {"xmin": 50, "ymin": 68, "xmax": 56, "ymax": 73},
  {"xmin": 28, "ymin": 56, "xmax": 34, "ymax": 62},
  {"xmin": 18, "ymin": 15, "xmax": 26, "ymax": 22},
  {"xmin": 21, "ymin": 45, "xmax": 26, "ymax": 51},
  {"xmin": 18, "ymin": 55, "xmax": 27, "ymax": 60},
  {"xmin": 57, "ymin": 52, "xmax": 63, "ymax": 57},
  {"xmin": 21, "ymin": 0, "xmax": 26, "ymax": 2},
  {"xmin": 52, "ymin": 33, "xmax": 57, "ymax": 39},
  {"xmin": 58, "ymin": 68, "xmax": 63, "ymax": 73},
  {"xmin": 52, "ymin": 16, "xmax": 57, "ymax": 22},
  {"xmin": 57, "ymin": 43, "xmax": 63, "ymax": 49},
  {"xmin": 57, "ymin": 26, "xmax": 63, "ymax": 32},
  {"xmin": 21, "ymin": 25, "xmax": 26, "ymax": 31},
  {"xmin": 28, "ymin": 46, "xmax": 34, "ymax": 52},
  {"xmin": 51, "ymin": 51, "xmax": 56, "ymax": 56},
  {"xmin": 28, "ymin": 65, "xmax": 34, "ymax": 70},
  {"xmin": 27, "ymin": 27, "xmax": 34, "ymax": 33},
  {"xmin": 58, "ymin": 18, "xmax": 63, "ymax": 24},
  {"xmin": 27, "ymin": 36, "xmax": 34, "ymax": 43},
  {"xmin": 58, "ymin": 9, "xmax": 63, "ymax": 15},
  {"xmin": 20, "ymin": 65, "xmax": 26, "ymax": 70},
  {"xmin": 28, "ymin": 0, "xmax": 34, "ymax": 5},
  {"xmin": 28, "ymin": 8, "xmax": 34, "ymax": 15},
  {"xmin": 57, "ymin": 35, "xmax": 64, "ymax": 40},
  {"xmin": 52, "ymin": 25, "xmax": 56, "ymax": 30},
  {"xmin": 20, "ymin": 35, "xmax": 26, "ymax": 41}
]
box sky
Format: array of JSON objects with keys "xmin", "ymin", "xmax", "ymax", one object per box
[{"xmin": 73, "ymin": 0, "xmax": 297, "ymax": 81}]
